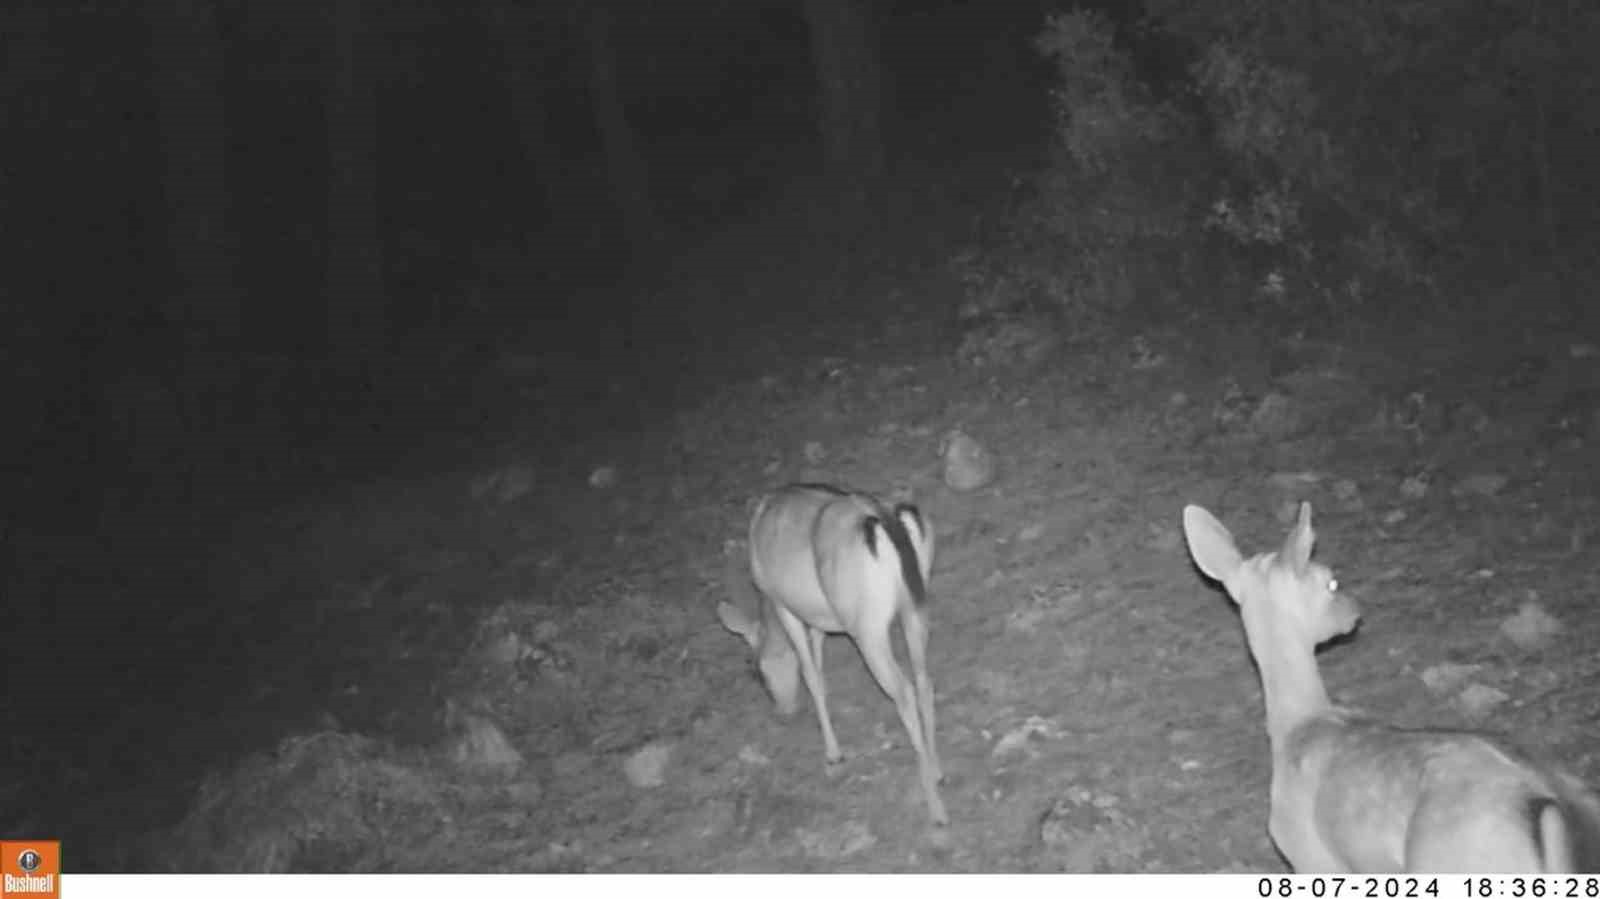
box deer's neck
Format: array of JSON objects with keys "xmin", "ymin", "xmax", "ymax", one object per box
[{"xmin": 1247, "ymin": 617, "xmax": 1333, "ymax": 753}]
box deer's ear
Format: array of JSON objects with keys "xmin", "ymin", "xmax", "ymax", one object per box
[
  {"xmin": 1281, "ymin": 502, "xmax": 1315, "ymax": 574},
  {"xmin": 1183, "ymin": 505, "xmax": 1244, "ymax": 591}
]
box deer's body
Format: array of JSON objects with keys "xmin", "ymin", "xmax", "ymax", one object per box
[
  {"xmin": 719, "ymin": 483, "xmax": 945, "ymax": 825},
  {"xmin": 1183, "ymin": 503, "xmax": 1600, "ymax": 873}
]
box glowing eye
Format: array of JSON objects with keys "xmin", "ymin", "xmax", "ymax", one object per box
[{"xmin": 1328, "ymin": 578, "xmax": 1338, "ymax": 592}]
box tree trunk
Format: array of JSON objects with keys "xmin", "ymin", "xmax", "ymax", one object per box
[
  {"xmin": 1528, "ymin": 0, "xmax": 1558, "ymax": 256},
  {"xmin": 483, "ymin": 0, "xmax": 564, "ymax": 235},
  {"xmin": 583, "ymin": 3, "xmax": 659, "ymax": 255},
  {"xmin": 149, "ymin": 0, "xmax": 240, "ymax": 343},
  {"xmin": 802, "ymin": 0, "xmax": 885, "ymax": 182},
  {"xmin": 326, "ymin": 0, "xmax": 384, "ymax": 370}
]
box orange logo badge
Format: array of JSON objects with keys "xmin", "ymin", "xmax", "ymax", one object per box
[{"xmin": 0, "ymin": 842, "xmax": 59, "ymax": 899}]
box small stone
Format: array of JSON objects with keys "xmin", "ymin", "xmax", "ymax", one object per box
[
  {"xmin": 1250, "ymin": 392, "xmax": 1299, "ymax": 438},
  {"xmin": 1419, "ymin": 663, "xmax": 1482, "ymax": 693},
  {"xmin": 1454, "ymin": 473, "xmax": 1508, "ymax": 498},
  {"xmin": 470, "ymin": 465, "xmax": 535, "ymax": 504},
  {"xmin": 941, "ymin": 429, "xmax": 996, "ymax": 491},
  {"xmin": 448, "ymin": 714, "xmax": 524, "ymax": 777},
  {"xmin": 623, "ymin": 741, "xmax": 673, "ymax": 789},
  {"xmin": 1500, "ymin": 601, "xmax": 1563, "ymax": 651},
  {"xmin": 1457, "ymin": 683, "xmax": 1510, "ymax": 719},
  {"xmin": 736, "ymin": 745, "xmax": 771, "ymax": 766},
  {"xmin": 992, "ymin": 716, "xmax": 1062, "ymax": 761}
]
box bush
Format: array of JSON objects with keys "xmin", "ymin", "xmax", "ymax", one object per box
[
  {"xmin": 980, "ymin": 10, "xmax": 1195, "ymax": 329},
  {"xmin": 956, "ymin": 5, "xmax": 1478, "ymax": 332},
  {"xmin": 1191, "ymin": 41, "xmax": 1442, "ymax": 303}
]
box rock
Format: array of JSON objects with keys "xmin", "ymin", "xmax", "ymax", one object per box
[
  {"xmin": 589, "ymin": 466, "xmax": 618, "ymax": 489},
  {"xmin": 736, "ymin": 745, "xmax": 771, "ymax": 767},
  {"xmin": 992, "ymin": 715, "xmax": 1064, "ymax": 762},
  {"xmin": 448, "ymin": 714, "xmax": 524, "ymax": 777},
  {"xmin": 1250, "ymin": 392, "xmax": 1299, "ymax": 438},
  {"xmin": 470, "ymin": 465, "xmax": 534, "ymax": 504},
  {"xmin": 1500, "ymin": 601, "xmax": 1563, "ymax": 651},
  {"xmin": 623, "ymin": 741, "xmax": 673, "ymax": 789},
  {"xmin": 1419, "ymin": 663, "xmax": 1482, "ymax": 694},
  {"xmin": 941, "ymin": 429, "xmax": 996, "ymax": 491},
  {"xmin": 796, "ymin": 820, "xmax": 876, "ymax": 859},
  {"xmin": 1457, "ymin": 683, "xmax": 1510, "ymax": 719},
  {"xmin": 1453, "ymin": 473, "xmax": 1509, "ymax": 498}
]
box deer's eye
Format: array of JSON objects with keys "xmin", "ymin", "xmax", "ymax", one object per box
[{"xmin": 1327, "ymin": 578, "xmax": 1339, "ymax": 593}]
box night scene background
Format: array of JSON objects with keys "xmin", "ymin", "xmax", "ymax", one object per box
[{"xmin": 5, "ymin": 0, "xmax": 1600, "ymax": 872}]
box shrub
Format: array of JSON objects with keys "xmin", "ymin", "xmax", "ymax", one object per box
[{"xmin": 989, "ymin": 10, "xmax": 1194, "ymax": 328}]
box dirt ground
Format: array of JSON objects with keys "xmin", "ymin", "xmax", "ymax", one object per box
[
  {"xmin": 37, "ymin": 215, "xmax": 1600, "ymax": 871},
  {"xmin": 120, "ymin": 263, "xmax": 1599, "ymax": 872}
]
